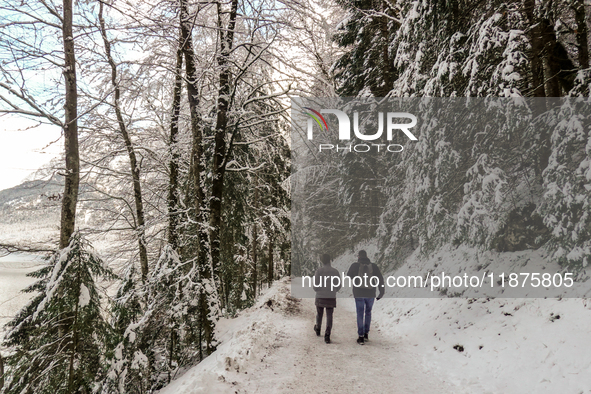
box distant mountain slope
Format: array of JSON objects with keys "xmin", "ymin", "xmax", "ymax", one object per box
[
  {"xmin": 0, "ymin": 177, "xmax": 63, "ymax": 207},
  {"xmin": 0, "ymin": 175, "xmax": 120, "ymax": 251},
  {"xmin": 0, "ymin": 177, "xmax": 63, "ymax": 245}
]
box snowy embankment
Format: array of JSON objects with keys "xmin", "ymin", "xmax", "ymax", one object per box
[{"xmin": 158, "ymin": 279, "xmax": 302, "ymax": 394}]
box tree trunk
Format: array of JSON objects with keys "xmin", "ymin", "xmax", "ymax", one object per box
[
  {"xmin": 60, "ymin": 0, "xmax": 79, "ymax": 249},
  {"xmin": 178, "ymin": 0, "xmax": 214, "ymax": 358},
  {"xmin": 267, "ymin": 237, "xmax": 274, "ymax": 286},
  {"xmin": 541, "ymin": 17, "xmax": 562, "ymax": 97},
  {"xmin": 252, "ymin": 180, "xmax": 259, "ymax": 296},
  {"xmin": 67, "ymin": 262, "xmax": 81, "ymax": 394},
  {"xmin": 181, "ymin": 0, "xmax": 204, "ymax": 220},
  {"xmin": 574, "ymin": 0, "xmax": 589, "ymax": 70},
  {"xmin": 210, "ymin": 0, "xmax": 239, "ymax": 281},
  {"xmin": 252, "ymin": 222, "xmax": 258, "ymax": 297},
  {"xmin": 238, "ymin": 248, "xmax": 245, "ymax": 309},
  {"xmin": 199, "ymin": 0, "xmax": 239, "ymax": 354},
  {"xmin": 99, "ymin": 2, "xmax": 149, "ymax": 282},
  {"xmin": 378, "ymin": 0, "xmax": 394, "ymax": 96},
  {"xmin": 524, "ymin": 0, "xmax": 546, "ymax": 97},
  {"xmin": 168, "ymin": 45, "xmax": 183, "ymax": 251},
  {"xmin": 0, "ymin": 352, "xmax": 4, "ymax": 392}
]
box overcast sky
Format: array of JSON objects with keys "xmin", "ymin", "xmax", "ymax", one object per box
[{"xmin": 0, "ymin": 116, "xmax": 62, "ymax": 190}]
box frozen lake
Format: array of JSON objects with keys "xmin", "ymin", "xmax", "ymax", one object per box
[{"xmin": 0, "ymin": 253, "xmax": 45, "ymax": 336}]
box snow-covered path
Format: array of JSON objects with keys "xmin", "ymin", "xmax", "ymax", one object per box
[
  {"xmin": 235, "ymin": 296, "xmax": 456, "ymax": 393},
  {"xmin": 160, "ymin": 280, "xmax": 458, "ymax": 394}
]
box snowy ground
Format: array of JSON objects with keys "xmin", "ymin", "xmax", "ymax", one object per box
[
  {"xmin": 372, "ymin": 294, "xmax": 591, "ymax": 393},
  {"xmin": 330, "ymin": 246, "xmax": 591, "ymax": 393},
  {"xmin": 158, "ymin": 278, "xmax": 457, "ymax": 394}
]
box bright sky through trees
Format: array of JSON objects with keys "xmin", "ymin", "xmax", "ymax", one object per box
[{"xmin": 0, "ymin": 118, "xmax": 62, "ymax": 190}]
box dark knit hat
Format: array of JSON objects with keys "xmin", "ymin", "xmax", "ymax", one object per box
[{"xmin": 358, "ymin": 250, "xmax": 367, "ymax": 258}]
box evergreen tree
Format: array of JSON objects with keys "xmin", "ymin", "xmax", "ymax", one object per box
[
  {"xmin": 100, "ymin": 265, "xmax": 146, "ymax": 394},
  {"xmin": 324, "ymin": 0, "xmax": 590, "ymax": 273},
  {"xmin": 332, "ymin": 0, "xmax": 401, "ymax": 96},
  {"xmin": 2, "ymin": 232, "xmax": 115, "ymax": 394},
  {"xmin": 101, "ymin": 245, "xmax": 203, "ymax": 393},
  {"xmin": 539, "ymin": 99, "xmax": 591, "ymax": 270}
]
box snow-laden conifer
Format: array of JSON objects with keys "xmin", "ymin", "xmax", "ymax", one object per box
[{"xmin": 2, "ymin": 232, "xmax": 115, "ymax": 394}]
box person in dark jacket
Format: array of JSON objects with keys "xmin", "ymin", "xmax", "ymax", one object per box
[
  {"xmin": 313, "ymin": 254, "xmax": 342, "ymax": 343},
  {"xmin": 346, "ymin": 250, "xmax": 384, "ymax": 345}
]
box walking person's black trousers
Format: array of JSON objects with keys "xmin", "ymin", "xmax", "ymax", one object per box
[{"xmin": 316, "ymin": 306, "xmax": 334, "ymax": 335}]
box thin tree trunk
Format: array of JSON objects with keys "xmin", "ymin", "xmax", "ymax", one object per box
[
  {"xmin": 540, "ymin": 15, "xmax": 562, "ymax": 97},
  {"xmin": 168, "ymin": 330, "xmax": 176, "ymax": 370},
  {"xmin": 524, "ymin": 0, "xmax": 546, "ymax": 97},
  {"xmin": 67, "ymin": 261, "xmax": 81, "ymax": 394},
  {"xmin": 252, "ymin": 180, "xmax": 259, "ymax": 297},
  {"xmin": 238, "ymin": 248, "xmax": 245, "ymax": 309},
  {"xmin": 168, "ymin": 45, "xmax": 183, "ymax": 251},
  {"xmin": 252, "ymin": 223, "xmax": 258, "ymax": 297},
  {"xmin": 60, "ymin": 0, "xmax": 80, "ymax": 249},
  {"xmin": 0, "ymin": 352, "xmax": 4, "ymax": 392},
  {"xmin": 267, "ymin": 237, "xmax": 274, "ymax": 285},
  {"xmin": 378, "ymin": 0, "xmax": 394, "ymax": 96},
  {"xmin": 539, "ymin": 16, "xmax": 563, "ymax": 175},
  {"xmin": 574, "ymin": 0, "xmax": 589, "ymax": 70},
  {"xmin": 99, "ymin": 2, "xmax": 149, "ymax": 282}
]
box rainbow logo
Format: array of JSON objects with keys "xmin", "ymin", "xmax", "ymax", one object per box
[{"xmin": 303, "ymin": 107, "xmax": 328, "ymax": 132}]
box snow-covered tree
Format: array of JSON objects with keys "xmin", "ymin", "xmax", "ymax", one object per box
[
  {"xmin": 99, "ymin": 265, "xmax": 146, "ymax": 394},
  {"xmin": 539, "ymin": 99, "xmax": 591, "ymax": 270},
  {"xmin": 101, "ymin": 245, "xmax": 204, "ymax": 392},
  {"xmin": 2, "ymin": 233, "xmax": 115, "ymax": 394},
  {"xmin": 333, "ymin": 0, "xmax": 401, "ymax": 96},
  {"xmin": 326, "ymin": 0, "xmax": 590, "ymax": 272}
]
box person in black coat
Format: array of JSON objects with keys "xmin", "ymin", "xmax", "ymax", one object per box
[
  {"xmin": 346, "ymin": 250, "xmax": 384, "ymax": 345},
  {"xmin": 313, "ymin": 254, "xmax": 341, "ymax": 343}
]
